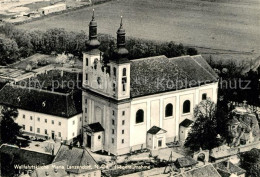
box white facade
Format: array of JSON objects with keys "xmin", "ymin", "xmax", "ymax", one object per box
[
  {"xmin": 81, "ymin": 16, "xmax": 218, "ymax": 155},
  {"xmin": 129, "ymin": 82, "xmax": 218, "ymax": 150},
  {"xmin": 16, "ymin": 109, "xmax": 82, "ymax": 142},
  {"xmin": 82, "ymin": 53, "xmax": 218, "ymax": 155}
]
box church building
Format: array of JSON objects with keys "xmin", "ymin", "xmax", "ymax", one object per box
[{"xmin": 82, "ymin": 12, "xmax": 219, "ymax": 155}]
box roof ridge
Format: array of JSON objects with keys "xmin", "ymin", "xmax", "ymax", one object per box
[
  {"xmin": 0, "ymin": 144, "xmax": 53, "ymax": 155},
  {"xmin": 7, "ymin": 84, "xmax": 70, "ymax": 96},
  {"xmin": 168, "ymin": 55, "xmax": 192, "ymax": 60},
  {"xmin": 0, "ymin": 83, "xmax": 7, "ymax": 92},
  {"xmin": 76, "ymin": 148, "xmax": 85, "ymax": 174},
  {"xmin": 130, "ymin": 55, "xmax": 167, "ymax": 62},
  {"xmin": 52, "ymin": 145, "xmax": 63, "ymax": 163},
  {"xmin": 84, "ymin": 148, "xmax": 99, "ymax": 165},
  {"xmin": 184, "ymin": 163, "xmax": 216, "ymax": 173},
  {"xmin": 191, "ymin": 56, "xmax": 218, "ymax": 81}
]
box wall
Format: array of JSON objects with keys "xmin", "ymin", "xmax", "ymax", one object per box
[
  {"xmin": 129, "ymin": 82, "xmax": 218, "ymax": 149},
  {"xmin": 82, "ymin": 91, "xmax": 131, "ymax": 155},
  {"xmin": 91, "ymin": 132, "xmax": 103, "ymax": 152},
  {"xmin": 82, "ymin": 80, "xmax": 218, "ymax": 155}
]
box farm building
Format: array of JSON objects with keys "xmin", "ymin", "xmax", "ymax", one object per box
[{"xmin": 38, "ymin": 3, "xmax": 66, "ymax": 15}]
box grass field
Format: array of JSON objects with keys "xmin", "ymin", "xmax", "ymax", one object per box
[{"xmin": 17, "ymin": 0, "xmax": 260, "ymax": 59}]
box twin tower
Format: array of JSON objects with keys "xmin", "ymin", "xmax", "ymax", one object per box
[
  {"xmin": 87, "ymin": 9, "xmax": 128, "ymax": 59},
  {"xmin": 82, "ymin": 9, "xmax": 131, "ymax": 101}
]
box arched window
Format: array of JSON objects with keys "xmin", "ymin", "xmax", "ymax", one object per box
[
  {"xmin": 165, "ymin": 103, "xmax": 173, "ymax": 117},
  {"xmin": 136, "ymin": 109, "xmax": 144, "ymax": 124},
  {"xmin": 123, "ymin": 68, "xmax": 126, "ymax": 76},
  {"xmin": 94, "ymin": 59, "xmax": 98, "ymax": 69},
  {"xmin": 183, "ymin": 100, "xmax": 191, "ymax": 114},
  {"xmin": 202, "ymin": 93, "xmax": 207, "ymax": 100}
]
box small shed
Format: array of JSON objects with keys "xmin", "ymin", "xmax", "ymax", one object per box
[
  {"xmin": 175, "ymin": 156, "xmax": 198, "ymax": 169},
  {"xmin": 147, "ymin": 126, "xmax": 167, "ymax": 150},
  {"xmin": 83, "ymin": 122, "xmax": 104, "ymax": 152},
  {"xmin": 179, "ymin": 119, "xmax": 194, "ymax": 142}
]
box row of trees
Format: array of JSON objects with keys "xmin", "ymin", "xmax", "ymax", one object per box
[{"xmin": 0, "ymin": 23, "xmax": 197, "ymax": 65}]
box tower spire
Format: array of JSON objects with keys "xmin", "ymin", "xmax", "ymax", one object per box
[
  {"xmin": 92, "ymin": 8, "xmax": 95, "ymax": 20},
  {"xmin": 87, "ymin": 8, "xmax": 100, "ymax": 50},
  {"xmin": 116, "ymin": 16, "xmax": 128, "ymax": 58},
  {"xmin": 120, "ymin": 15, "xmax": 123, "ymax": 27}
]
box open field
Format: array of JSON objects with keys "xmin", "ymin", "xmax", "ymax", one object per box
[{"xmin": 17, "ymin": 0, "xmax": 260, "ymax": 54}]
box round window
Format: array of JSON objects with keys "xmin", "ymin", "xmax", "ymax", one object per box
[{"xmin": 98, "ymin": 135, "xmax": 101, "ymax": 139}]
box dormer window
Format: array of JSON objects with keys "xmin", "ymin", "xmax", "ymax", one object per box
[
  {"xmin": 17, "ymin": 96, "xmax": 20, "ymax": 102},
  {"xmin": 42, "ymin": 101, "xmax": 46, "ymax": 107}
]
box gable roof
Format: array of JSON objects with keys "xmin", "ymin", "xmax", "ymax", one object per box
[
  {"xmin": 0, "ymin": 144, "xmax": 54, "ymax": 166},
  {"xmin": 180, "ymin": 119, "xmax": 194, "ymax": 128},
  {"xmin": 174, "ymin": 164, "xmax": 221, "ymax": 177},
  {"xmin": 0, "ymin": 84, "xmax": 82, "ymax": 118},
  {"xmin": 213, "ymin": 160, "xmax": 246, "ymax": 176},
  {"xmin": 130, "ymin": 55, "xmax": 218, "ymax": 98},
  {"xmin": 210, "ymin": 145, "xmax": 237, "ymax": 159},
  {"xmin": 52, "ymin": 145, "xmax": 99, "ymax": 174},
  {"xmin": 147, "ymin": 126, "xmax": 167, "ymax": 134},
  {"xmin": 86, "ymin": 122, "xmax": 105, "ymax": 133},
  {"xmin": 31, "ymin": 160, "xmax": 68, "ymax": 177},
  {"xmin": 175, "ymin": 156, "xmax": 198, "ymax": 168}
]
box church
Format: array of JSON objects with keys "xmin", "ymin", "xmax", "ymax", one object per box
[{"xmin": 82, "ymin": 12, "xmax": 219, "ymax": 155}]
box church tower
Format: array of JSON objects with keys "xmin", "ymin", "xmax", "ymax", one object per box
[
  {"xmin": 108, "ymin": 16, "xmax": 131, "ymax": 100},
  {"xmin": 82, "ymin": 9, "xmax": 102, "ymax": 88}
]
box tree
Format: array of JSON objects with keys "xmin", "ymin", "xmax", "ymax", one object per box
[
  {"xmin": 184, "ymin": 99, "xmax": 223, "ymax": 151},
  {"xmin": 186, "ymin": 47, "xmax": 198, "ymax": 56},
  {"xmin": 0, "ymin": 106, "xmax": 21, "ymax": 145},
  {"xmin": 1, "ymin": 152, "xmax": 29, "ymax": 177},
  {"xmin": 0, "ymin": 35, "xmax": 19, "ymax": 65},
  {"xmin": 240, "ymin": 148, "xmax": 260, "ymax": 177}
]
